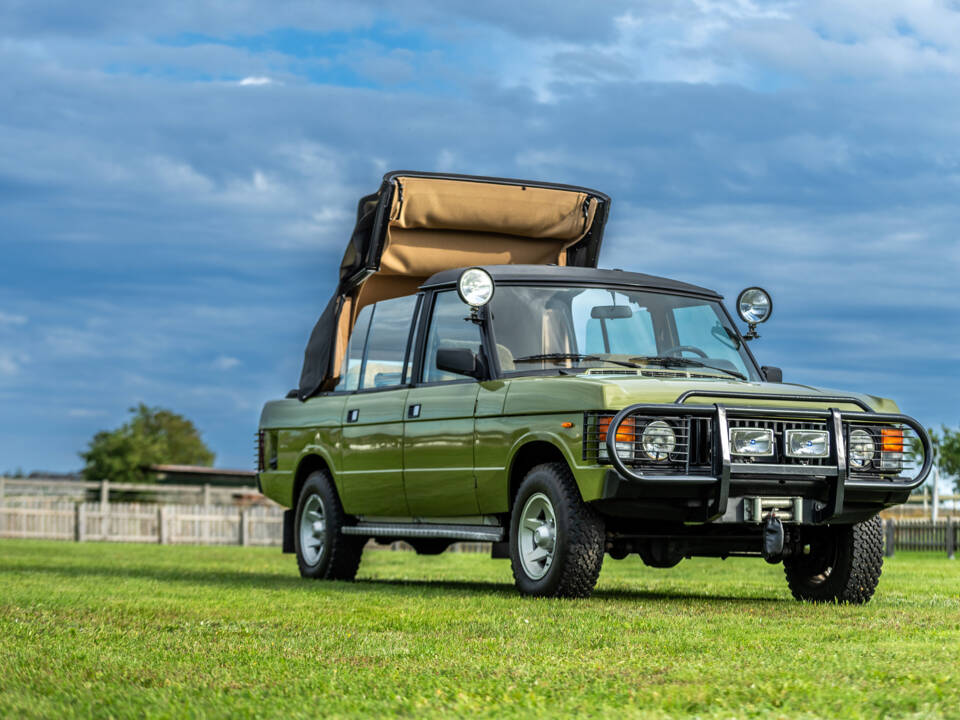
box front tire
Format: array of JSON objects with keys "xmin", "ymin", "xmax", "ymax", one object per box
[
  {"xmin": 294, "ymin": 470, "xmax": 364, "ymax": 580},
  {"xmin": 784, "ymin": 516, "xmax": 883, "ymax": 604},
  {"xmin": 509, "ymin": 463, "xmax": 605, "ymax": 598}
]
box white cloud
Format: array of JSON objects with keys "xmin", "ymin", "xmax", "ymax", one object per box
[
  {"xmin": 0, "ymin": 352, "xmax": 27, "ymax": 376},
  {"xmin": 213, "ymin": 355, "xmax": 241, "ymax": 370},
  {"xmin": 238, "ymin": 76, "xmax": 273, "ymax": 86},
  {"xmin": 0, "ymin": 311, "xmax": 28, "ymax": 326},
  {"xmin": 67, "ymin": 408, "xmax": 107, "ymax": 418}
]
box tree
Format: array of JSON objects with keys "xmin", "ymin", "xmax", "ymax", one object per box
[
  {"xmin": 938, "ymin": 426, "xmax": 960, "ymax": 494},
  {"xmin": 80, "ymin": 404, "xmax": 215, "ymax": 483}
]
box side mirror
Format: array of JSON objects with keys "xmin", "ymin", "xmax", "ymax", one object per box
[
  {"xmin": 761, "ymin": 366, "xmax": 783, "ymax": 383},
  {"xmin": 436, "ymin": 347, "xmax": 480, "ymax": 378}
]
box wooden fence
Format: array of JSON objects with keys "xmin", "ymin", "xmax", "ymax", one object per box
[
  {"xmin": 0, "ymin": 499, "xmax": 283, "ymax": 546},
  {"xmin": 884, "ymin": 518, "xmax": 957, "ymax": 558},
  {"xmin": 0, "ymin": 498, "xmax": 490, "ymax": 553}
]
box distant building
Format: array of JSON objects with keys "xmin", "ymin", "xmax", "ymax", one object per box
[{"xmin": 145, "ymin": 464, "xmax": 257, "ymax": 487}]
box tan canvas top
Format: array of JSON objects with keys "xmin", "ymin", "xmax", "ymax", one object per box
[
  {"xmin": 326, "ymin": 176, "xmax": 599, "ymax": 380},
  {"xmin": 354, "ymin": 176, "xmax": 597, "ymax": 306}
]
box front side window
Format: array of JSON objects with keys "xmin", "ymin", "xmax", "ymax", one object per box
[
  {"xmin": 360, "ymin": 294, "xmax": 418, "ymax": 390},
  {"xmin": 422, "ymin": 291, "xmax": 483, "ymax": 383},
  {"xmin": 488, "ymin": 285, "xmax": 760, "ymax": 381}
]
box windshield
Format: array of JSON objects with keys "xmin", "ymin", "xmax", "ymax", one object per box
[{"xmin": 487, "ymin": 285, "xmax": 761, "ymax": 381}]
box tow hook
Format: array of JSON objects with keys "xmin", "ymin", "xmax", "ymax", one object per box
[{"xmin": 762, "ymin": 512, "xmax": 785, "ymax": 563}]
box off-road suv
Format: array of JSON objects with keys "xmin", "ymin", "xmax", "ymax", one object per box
[{"xmin": 257, "ymin": 171, "xmax": 930, "ymax": 603}]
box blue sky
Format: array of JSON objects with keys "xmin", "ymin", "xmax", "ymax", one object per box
[{"xmin": 1, "ymin": 0, "xmax": 958, "ymax": 475}]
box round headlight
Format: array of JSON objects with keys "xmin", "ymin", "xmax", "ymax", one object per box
[
  {"xmin": 641, "ymin": 420, "xmax": 676, "ymax": 461},
  {"xmin": 737, "ymin": 287, "xmax": 773, "ymax": 325},
  {"xmin": 457, "ymin": 267, "xmax": 495, "ymax": 307},
  {"xmin": 849, "ymin": 429, "xmax": 875, "ymax": 469}
]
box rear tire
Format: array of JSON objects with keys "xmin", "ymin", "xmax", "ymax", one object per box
[
  {"xmin": 784, "ymin": 516, "xmax": 883, "ymax": 604},
  {"xmin": 294, "ymin": 470, "xmax": 364, "ymax": 580},
  {"xmin": 509, "ymin": 462, "xmax": 605, "ymax": 598}
]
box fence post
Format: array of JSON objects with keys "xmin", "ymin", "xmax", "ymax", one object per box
[
  {"xmin": 156, "ymin": 506, "xmax": 165, "ymax": 545},
  {"xmin": 239, "ymin": 508, "xmax": 249, "ymax": 547},
  {"xmin": 884, "ymin": 518, "xmax": 896, "ymax": 558},
  {"xmin": 75, "ymin": 503, "xmax": 85, "ymax": 542},
  {"xmin": 0, "ymin": 476, "xmax": 5, "ymax": 535},
  {"xmin": 202, "ymin": 484, "xmax": 211, "ymax": 545},
  {"xmin": 948, "ymin": 517, "xmax": 955, "ymax": 560}
]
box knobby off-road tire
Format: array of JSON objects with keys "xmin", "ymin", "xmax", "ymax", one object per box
[
  {"xmin": 294, "ymin": 470, "xmax": 365, "ymax": 580},
  {"xmin": 783, "ymin": 516, "xmax": 883, "ymax": 604},
  {"xmin": 510, "ymin": 463, "xmax": 605, "ymax": 598}
]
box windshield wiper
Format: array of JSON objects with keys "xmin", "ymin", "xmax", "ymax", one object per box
[
  {"xmin": 629, "ymin": 356, "xmax": 747, "ymax": 381},
  {"xmin": 513, "ymin": 353, "xmax": 642, "ymax": 370}
]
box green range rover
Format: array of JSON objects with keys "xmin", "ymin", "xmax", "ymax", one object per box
[{"xmin": 257, "ymin": 171, "xmax": 931, "ymax": 603}]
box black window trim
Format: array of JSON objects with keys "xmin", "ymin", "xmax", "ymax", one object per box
[
  {"xmin": 412, "ymin": 289, "xmax": 488, "ymax": 387},
  {"xmin": 333, "ymin": 294, "xmax": 423, "ymax": 396}
]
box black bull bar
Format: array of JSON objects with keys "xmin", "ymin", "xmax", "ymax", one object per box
[{"xmin": 604, "ymin": 402, "xmax": 932, "ymax": 523}]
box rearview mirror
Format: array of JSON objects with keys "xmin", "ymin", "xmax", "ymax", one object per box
[
  {"xmin": 590, "ymin": 305, "xmax": 633, "ymax": 320},
  {"xmin": 436, "ymin": 347, "xmax": 480, "ymax": 378}
]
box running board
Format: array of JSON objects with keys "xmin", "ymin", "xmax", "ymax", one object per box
[{"xmin": 341, "ymin": 523, "xmax": 504, "ymax": 543}]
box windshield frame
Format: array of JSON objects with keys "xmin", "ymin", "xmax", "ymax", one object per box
[{"xmin": 481, "ymin": 281, "xmax": 764, "ymax": 382}]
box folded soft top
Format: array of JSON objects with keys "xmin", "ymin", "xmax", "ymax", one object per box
[{"xmin": 298, "ymin": 171, "xmax": 611, "ymax": 400}]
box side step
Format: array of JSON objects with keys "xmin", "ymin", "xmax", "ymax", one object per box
[{"xmin": 341, "ymin": 522, "xmax": 504, "ymax": 543}]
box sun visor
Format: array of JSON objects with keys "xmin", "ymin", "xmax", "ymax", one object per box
[{"xmin": 298, "ymin": 171, "xmax": 610, "ymax": 400}]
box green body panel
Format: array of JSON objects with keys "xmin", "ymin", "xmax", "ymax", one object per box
[
  {"xmin": 339, "ymin": 389, "xmax": 410, "ymax": 516},
  {"xmin": 403, "ymin": 382, "xmax": 481, "ymax": 516},
  {"xmin": 258, "ymin": 395, "xmax": 345, "ymax": 507},
  {"xmin": 258, "ymin": 374, "xmax": 898, "ymax": 513}
]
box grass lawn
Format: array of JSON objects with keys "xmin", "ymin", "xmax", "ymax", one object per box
[{"xmin": 1, "ymin": 540, "xmax": 958, "ymax": 719}]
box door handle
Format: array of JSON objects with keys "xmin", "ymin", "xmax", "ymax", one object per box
[
  {"xmin": 346, "ymin": 408, "xmax": 359, "ymax": 423},
  {"xmin": 408, "ymin": 403, "xmax": 421, "ymax": 419}
]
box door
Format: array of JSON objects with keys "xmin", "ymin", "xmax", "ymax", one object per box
[
  {"xmin": 338, "ymin": 295, "xmax": 419, "ymax": 517},
  {"xmin": 403, "ymin": 290, "xmax": 482, "ymax": 517}
]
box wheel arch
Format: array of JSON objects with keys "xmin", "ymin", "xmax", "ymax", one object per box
[
  {"xmin": 292, "ymin": 449, "xmax": 339, "ymax": 509},
  {"xmin": 506, "ymin": 434, "xmax": 578, "ymax": 508}
]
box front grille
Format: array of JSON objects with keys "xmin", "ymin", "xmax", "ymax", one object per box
[
  {"xmin": 583, "ymin": 412, "xmax": 711, "ymax": 471},
  {"xmin": 585, "ymin": 410, "xmax": 923, "ymax": 479},
  {"xmin": 728, "ymin": 418, "xmax": 829, "ymax": 466}
]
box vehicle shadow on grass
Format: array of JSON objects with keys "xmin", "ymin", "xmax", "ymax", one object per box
[
  {"xmin": 357, "ymin": 577, "xmax": 786, "ymax": 604},
  {"xmin": 2, "ymin": 563, "xmax": 785, "ymax": 605}
]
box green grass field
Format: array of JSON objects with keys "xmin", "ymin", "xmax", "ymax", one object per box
[{"xmin": 1, "ymin": 540, "xmax": 958, "ymax": 719}]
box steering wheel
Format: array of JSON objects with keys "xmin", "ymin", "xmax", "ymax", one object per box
[{"xmin": 660, "ymin": 345, "xmax": 708, "ymax": 359}]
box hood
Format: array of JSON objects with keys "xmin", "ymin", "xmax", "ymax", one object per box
[{"xmin": 589, "ymin": 375, "xmax": 898, "ymax": 413}]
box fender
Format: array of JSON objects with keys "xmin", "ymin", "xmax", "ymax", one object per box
[{"xmin": 288, "ymin": 444, "xmax": 340, "ymax": 507}]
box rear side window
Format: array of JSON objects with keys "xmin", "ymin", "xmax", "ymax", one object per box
[
  {"xmin": 360, "ymin": 295, "xmax": 419, "ymax": 389},
  {"xmin": 335, "ymin": 304, "xmax": 373, "ymax": 392}
]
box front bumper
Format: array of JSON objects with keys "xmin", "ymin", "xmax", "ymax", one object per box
[{"xmin": 595, "ymin": 402, "xmax": 932, "ymax": 524}]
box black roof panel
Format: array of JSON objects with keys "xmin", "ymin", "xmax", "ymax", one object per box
[{"xmin": 422, "ymin": 264, "xmax": 721, "ymax": 299}]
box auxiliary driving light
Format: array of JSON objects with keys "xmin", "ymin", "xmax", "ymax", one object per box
[
  {"xmin": 785, "ymin": 429, "xmax": 829, "ymax": 459},
  {"xmin": 641, "ymin": 420, "xmax": 676, "ymax": 461},
  {"xmin": 730, "ymin": 427, "xmax": 774, "ymax": 457},
  {"xmin": 736, "ymin": 287, "xmax": 773, "ymax": 324},
  {"xmin": 457, "ymin": 267, "xmax": 495, "ymax": 307},
  {"xmin": 848, "ymin": 429, "xmax": 875, "ymax": 469}
]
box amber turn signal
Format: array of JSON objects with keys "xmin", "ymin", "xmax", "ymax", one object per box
[
  {"xmin": 881, "ymin": 428, "xmax": 904, "ymax": 453},
  {"xmin": 598, "ymin": 416, "xmax": 636, "ymax": 443}
]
